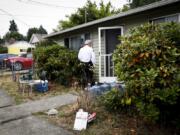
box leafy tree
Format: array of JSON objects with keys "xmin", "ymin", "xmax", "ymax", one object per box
[
  {"xmin": 56, "ymin": 0, "xmax": 118, "ymax": 30},
  {"xmin": 130, "ymin": 0, "xmax": 161, "ymax": 8},
  {"xmin": 121, "ymin": 4, "xmax": 130, "ymax": 12},
  {"xmin": 4, "ymin": 32, "xmax": 24, "ymax": 44},
  {"xmin": 9, "ymin": 20, "xmax": 18, "ymax": 32},
  {"xmin": 26, "ymin": 25, "xmax": 47, "ymax": 41},
  {"xmin": 26, "ymin": 27, "xmax": 39, "ymax": 41},
  {"xmin": 38, "ymin": 25, "xmax": 47, "ymax": 34},
  {"xmin": 97, "ymin": 1, "xmax": 116, "ymax": 18},
  {"xmin": 4, "ymin": 20, "xmax": 24, "ymax": 43},
  {"xmin": 0, "ymin": 36, "xmax": 4, "ymax": 45}
]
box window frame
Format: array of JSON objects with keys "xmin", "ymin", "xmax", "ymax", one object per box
[{"xmin": 65, "ymin": 33, "xmax": 91, "ymax": 51}]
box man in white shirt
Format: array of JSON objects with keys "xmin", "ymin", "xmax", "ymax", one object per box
[{"xmin": 78, "ymin": 40, "xmax": 95, "ymax": 87}]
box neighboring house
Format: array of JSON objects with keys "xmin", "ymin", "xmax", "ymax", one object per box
[
  {"xmin": 8, "ymin": 41, "xmax": 35, "ymax": 55},
  {"xmin": 44, "ymin": 0, "xmax": 180, "ymax": 83},
  {"xmin": 29, "ymin": 34, "xmax": 46, "ymax": 45}
]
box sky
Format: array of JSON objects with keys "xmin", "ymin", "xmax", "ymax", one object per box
[{"xmin": 0, "ymin": 0, "xmax": 128, "ymax": 37}]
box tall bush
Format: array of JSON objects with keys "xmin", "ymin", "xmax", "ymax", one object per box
[
  {"xmin": 33, "ymin": 44, "xmax": 81, "ymax": 85},
  {"xmin": 113, "ymin": 23, "xmax": 180, "ymax": 122}
]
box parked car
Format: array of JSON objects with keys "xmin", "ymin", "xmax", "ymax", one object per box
[
  {"xmin": 0, "ymin": 53, "xmax": 17, "ymax": 68},
  {"xmin": 6, "ymin": 53, "xmax": 33, "ymax": 71}
]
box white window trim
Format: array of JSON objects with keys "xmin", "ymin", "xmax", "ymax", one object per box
[{"xmin": 98, "ymin": 26, "xmax": 124, "ymax": 83}]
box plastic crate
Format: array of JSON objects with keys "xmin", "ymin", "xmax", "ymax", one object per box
[{"xmin": 34, "ymin": 80, "xmax": 48, "ymax": 92}]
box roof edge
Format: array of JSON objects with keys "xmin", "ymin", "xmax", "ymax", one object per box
[{"xmin": 45, "ymin": 0, "xmax": 180, "ymax": 38}]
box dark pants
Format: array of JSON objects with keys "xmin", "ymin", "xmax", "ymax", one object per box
[{"xmin": 81, "ymin": 61, "xmax": 93, "ymax": 87}]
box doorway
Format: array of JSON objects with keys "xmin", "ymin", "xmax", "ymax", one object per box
[{"xmin": 98, "ymin": 26, "xmax": 123, "ymax": 83}]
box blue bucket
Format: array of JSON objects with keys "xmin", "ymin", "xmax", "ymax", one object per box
[{"xmin": 34, "ymin": 80, "xmax": 48, "ymax": 92}]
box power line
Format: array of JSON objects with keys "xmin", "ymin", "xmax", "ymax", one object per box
[
  {"xmin": 0, "ymin": 13, "xmax": 58, "ymax": 18},
  {"xmin": 0, "ymin": 8, "xmax": 31, "ymax": 28},
  {"xmin": 17, "ymin": 0, "xmax": 78, "ymax": 9}
]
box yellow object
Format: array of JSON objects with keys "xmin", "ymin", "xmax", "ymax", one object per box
[
  {"xmin": 125, "ymin": 98, "xmax": 131, "ymax": 105},
  {"xmin": 7, "ymin": 41, "xmax": 35, "ymax": 55},
  {"xmin": 8, "ymin": 47, "xmax": 20, "ymax": 55}
]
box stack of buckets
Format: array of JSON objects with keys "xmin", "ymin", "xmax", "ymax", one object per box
[{"xmin": 88, "ymin": 81, "xmax": 125, "ymax": 97}]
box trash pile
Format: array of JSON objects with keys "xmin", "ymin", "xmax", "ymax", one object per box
[
  {"xmin": 88, "ymin": 81, "xmax": 125, "ymax": 96},
  {"xmin": 73, "ymin": 82, "xmax": 125, "ymax": 131},
  {"xmin": 73, "ymin": 109, "xmax": 96, "ymax": 131},
  {"xmin": 46, "ymin": 108, "xmax": 96, "ymax": 131}
]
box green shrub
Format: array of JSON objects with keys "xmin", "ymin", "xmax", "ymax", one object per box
[
  {"xmin": 102, "ymin": 88, "xmax": 132, "ymax": 112},
  {"xmin": 33, "ymin": 44, "xmax": 82, "ymax": 85},
  {"xmin": 0, "ymin": 46, "xmax": 8, "ymax": 53},
  {"xmin": 36, "ymin": 40, "xmax": 56, "ymax": 47},
  {"xmin": 113, "ymin": 23, "xmax": 180, "ymax": 122}
]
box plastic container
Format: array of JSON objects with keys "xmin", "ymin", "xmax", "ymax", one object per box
[
  {"xmin": 100, "ymin": 82, "xmax": 110, "ymax": 93},
  {"xmin": 34, "ymin": 80, "xmax": 48, "ymax": 92},
  {"xmin": 110, "ymin": 81, "xmax": 117, "ymax": 90},
  {"xmin": 110, "ymin": 81, "xmax": 125, "ymax": 92},
  {"xmin": 89, "ymin": 82, "xmax": 101, "ymax": 96}
]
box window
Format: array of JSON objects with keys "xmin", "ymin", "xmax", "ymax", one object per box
[
  {"xmin": 20, "ymin": 49, "xmax": 27, "ymax": 52},
  {"xmin": 85, "ymin": 33, "xmax": 90, "ymax": 40},
  {"xmin": 152, "ymin": 14, "xmax": 179, "ymax": 24},
  {"xmin": 70, "ymin": 36, "xmax": 82, "ymax": 51},
  {"xmin": 65, "ymin": 33, "xmax": 91, "ymax": 51},
  {"xmin": 165, "ymin": 15, "xmax": 179, "ymax": 22},
  {"xmin": 64, "ymin": 38, "xmax": 69, "ymax": 48}
]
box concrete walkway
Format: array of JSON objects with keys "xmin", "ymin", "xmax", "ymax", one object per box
[
  {"xmin": 0, "ymin": 89, "xmax": 77, "ymax": 135},
  {"xmin": 0, "ymin": 93, "xmax": 78, "ymax": 124},
  {"xmin": 0, "ymin": 89, "xmax": 15, "ymax": 108},
  {"xmin": 0, "ymin": 116, "xmax": 73, "ymax": 135}
]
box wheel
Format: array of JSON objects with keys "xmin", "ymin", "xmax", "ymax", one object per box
[{"xmin": 13, "ymin": 62, "xmax": 23, "ymax": 71}]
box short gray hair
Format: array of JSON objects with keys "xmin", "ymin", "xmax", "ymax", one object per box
[{"xmin": 84, "ymin": 40, "xmax": 92, "ymax": 45}]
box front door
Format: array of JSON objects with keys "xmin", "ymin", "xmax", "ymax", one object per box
[{"xmin": 98, "ymin": 27, "xmax": 123, "ymax": 83}]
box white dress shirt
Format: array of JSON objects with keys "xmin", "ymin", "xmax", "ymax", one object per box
[{"xmin": 78, "ymin": 45, "xmax": 96, "ymax": 65}]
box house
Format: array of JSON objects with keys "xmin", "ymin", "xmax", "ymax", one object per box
[
  {"xmin": 44, "ymin": 0, "xmax": 180, "ymax": 83},
  {"xmin": 29, "ymin": 34, "xmax": 46, "ymax": 45},
  {"xmin": 8, "ymin": 41, "xmax": 35, "ymax": 55}
]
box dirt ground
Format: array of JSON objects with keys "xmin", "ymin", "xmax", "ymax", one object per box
[
  {"xmin": 0, "ymin": 75, "xmax": 79, "ymax": 104},
  {"xmin": 36, "ymin": 96, "xmax": 177, "ymax": 135}
]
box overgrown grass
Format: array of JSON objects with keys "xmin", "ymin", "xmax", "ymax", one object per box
[
  {"xmin": 35, "ymin": 92, "xmax": 176, "ymax": 135},
  {"xmin": 0, "ymin": 75, "xmax": 80, "ymax": 104}
]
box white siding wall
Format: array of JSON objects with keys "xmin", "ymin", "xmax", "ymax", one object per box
[
  {"xmin": 91, "ymin": 29, "xmax": 99, "ymax": 80},
  {"xmin": 100, "ymin": 30, "xmax": 106, "ymax": 77},
  {"xmin": 91, "ymin": 29, "xmax": 107, "ymax": 80}
]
